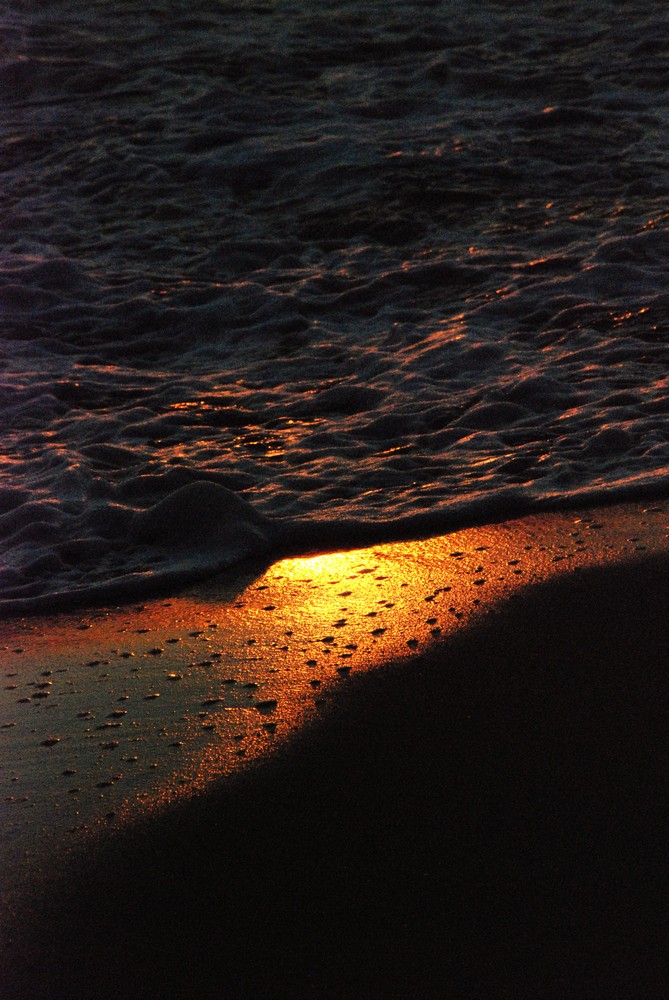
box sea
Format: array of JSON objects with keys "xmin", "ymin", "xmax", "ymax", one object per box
[{"xmin": 1, "ymin": 0, "xmax": 669, "ymax": 613}]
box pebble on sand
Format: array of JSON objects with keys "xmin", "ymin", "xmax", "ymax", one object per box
[{"xmin": 255, "ymin": 699, "xmax": 278, "ymax": 714}]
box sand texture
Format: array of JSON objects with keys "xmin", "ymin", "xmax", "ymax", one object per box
[{"xmin": 2, "ymin": 502, "xmax": 669, "ymax": 998}]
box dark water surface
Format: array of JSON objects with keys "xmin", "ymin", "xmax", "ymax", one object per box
[{"xmin": 2, "ymin": 0, "xmax": 669, "ymax": 610}]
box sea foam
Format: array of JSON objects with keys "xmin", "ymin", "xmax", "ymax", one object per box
[{"xmin": 1, "ymin": 0, "xmax": 669, "ymax": 612}]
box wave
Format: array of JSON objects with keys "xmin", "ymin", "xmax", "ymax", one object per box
[
  {"xmin": 2, "ymin": 475, "xmax": 669, "ymax": 617},
  {"xmin": 3, "ymin": 2, "xmax": 669, "ymax": 614}
]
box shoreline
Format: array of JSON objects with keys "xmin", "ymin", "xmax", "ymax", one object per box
[{"xmin": 3, "ymin": 501, "xmax": 669, "ymax": 997}]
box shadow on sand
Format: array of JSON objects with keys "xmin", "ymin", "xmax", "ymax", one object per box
[{"xmin": 6, "ymin": 553, "xmax": 669, "ymax": 999}]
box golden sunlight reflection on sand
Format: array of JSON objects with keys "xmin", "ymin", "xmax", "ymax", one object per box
[{"xmin": 0, "ymin": 502, "xmax": 667, "ymax": 903}]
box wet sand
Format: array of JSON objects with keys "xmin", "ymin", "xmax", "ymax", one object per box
[{"xmin": 2, "ymin": 503, "xmax": 669, "ymax": 998}]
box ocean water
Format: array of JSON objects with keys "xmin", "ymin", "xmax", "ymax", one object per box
[{"xmin": 2, "ymin": 0, "xmax": 669, "ymax": 612}]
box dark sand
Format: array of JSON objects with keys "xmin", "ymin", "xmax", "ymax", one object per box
[{"xmin": 3, "ymin": 518, "xmax": 669, "ymax": 998}]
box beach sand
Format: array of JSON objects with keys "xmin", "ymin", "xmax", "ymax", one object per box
[{"xmin": 2, "ymin": 502, "xmax": 669, "ymax": 998}]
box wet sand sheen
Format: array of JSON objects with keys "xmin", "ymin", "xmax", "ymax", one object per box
[{"xmin": 2, "ymin": 501, "xmax": 669, "ymax": 997}]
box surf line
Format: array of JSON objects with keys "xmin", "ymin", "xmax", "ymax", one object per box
[
  {"xmin": 134, "ymin": 478, "xmax": 669, "ymax": 566},
  {"xmin": 3, "ymin": 478, "xmax": 668, "ymax": 617}
]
